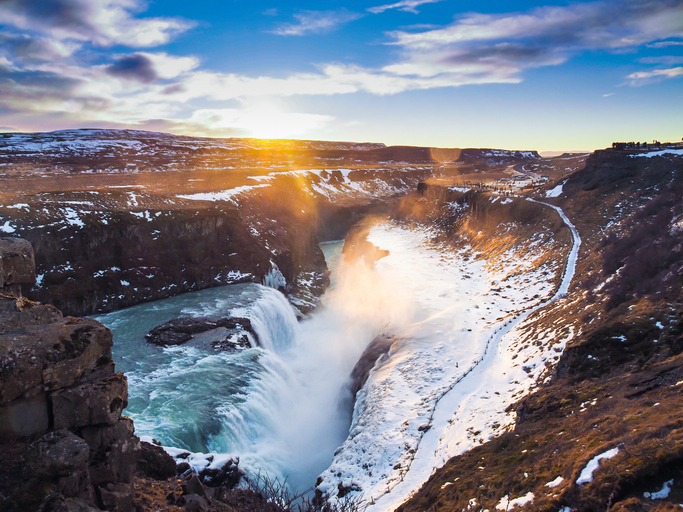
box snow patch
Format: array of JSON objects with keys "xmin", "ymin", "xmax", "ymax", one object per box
[
  {"xmin": 576, "ymin": 447, "xmax": 620, "ymax": 485},
  {"xmin": 178, "ymin": 184, "xmax": 270, "ymax": 202},
  {"xmin": 545, "ymin": 181, "xmax": 565, "ymax": 198},
  {"xmin": 496, "ymin": 492, "xmax": 534, "ymax": 510},
  {"xmin": 630, "ymin": 148, "xmax": 683, "ymax": 158},
  {"xmin": 63, "ymin": 208, "xmax": 85, "ymax": 228},
  {"xmin": 0, "ymin": 221, "xmax": 16, "ymax": 233},
  {"xmin": 545, "ymin": 476, "xmax": 564, "ymax": 488},
  {"xmin": 644, "ymin": 479, "xmax": 673, "ymax": 499}
]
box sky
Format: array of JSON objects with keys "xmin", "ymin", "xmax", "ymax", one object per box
[{"xmin": 0, "ymin": 0, "xmax": 682, "ymax": 151}]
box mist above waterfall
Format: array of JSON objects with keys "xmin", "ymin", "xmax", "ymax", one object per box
[{"xmin": 258, "ymin": 226, "xmax": 420, "ymax": 490}]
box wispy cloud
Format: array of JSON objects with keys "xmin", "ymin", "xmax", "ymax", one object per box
[
  {"xmin": 262, "ymin": 8, "xmax": 278, "ymax": 17},
  {"xmin": 626, "ymin": 66, "xmax": 683, "ymax": 85},
  {"xmin": 0, "ymin": 32, "xmax": 78, "ymax": 63},
  {"xmin": 646, "ymin": 40, "xmax": 683, "ymax": 48},
  {"xmin": 383, "ymin": 0, "xmax": 683, "ymax": 82},
  {"xmin": 639, "ymin": 56, "xmax": 683, "ymax": 65},
  {"xmin": 368, "ymin": 0, "xmax": 445, "ymax": 15},
  {"xmin": 272, "ymin": 9, "xmax": 362, "ymax": 36}
]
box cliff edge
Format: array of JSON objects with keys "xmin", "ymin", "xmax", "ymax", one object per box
[{"xmin": 0, "ymin": 237, "xmax": 140, "ymax": 512}]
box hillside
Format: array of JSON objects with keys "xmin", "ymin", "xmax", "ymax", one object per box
[{"xmin": 396, "ymin": 149, "xmax": 683, "ymax": 511}]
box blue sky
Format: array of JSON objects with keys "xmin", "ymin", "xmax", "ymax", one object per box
[{"xmin": 0, "ymin": 0, "xmax": 681, "ymax": 151}]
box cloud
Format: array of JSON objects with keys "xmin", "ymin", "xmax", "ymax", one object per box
[
  {"xmin": 0, "ymin": 62, "xmax": 94, "ymax": 116},
  {"xmin": 368, "ymin": 0, "xmax": 445, "ymax": 15},
  {"xmin": 647, "ymin": 40, "xmax": 683, "ymax": 48},
  {"xmin": 625, "ymin": 66, "xmax": 683, "ymax": 85},
  {"xmin": 0, "ymin": 0, "xmax": 194, "ymax": 47},
  {"xmin": 272, "ymin": 9, "xmax": 362, "ymax": 36},
  {"xmin": 0, "ymin": 32, "xmax": 79, "ymax": 62},
  {"xmin": 141, "ymin": 52, "xmax": 199, "ymax": 79},
  {"xmin": 106, "ymin": 54, "xmax": 157, "ymax": 83},
  {"xmin": 104, "ymin": 52, "xmax": 199, "ymax": 84},
  {"xmin": 262, "ymin": 8, "xmax": 278, "ymax": 16},
  {"xmin": 390, "ymin": 1, "xmax": 683, "ymax": 51},
  {"xmin": 2, "ymin": 0, "xmax": 683, "ymax": 138},
  {"xmin": 639, "ymin": 56, "xmax": 683, "ymax": 65},
  {"xmin": 383, "ymin": 0, "xmax": 683, "ymax": 81}
]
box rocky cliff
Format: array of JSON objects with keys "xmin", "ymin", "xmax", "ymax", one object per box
[{"xmin": 0, "ymin": 237, "xmax": 140, "ymax": 512}]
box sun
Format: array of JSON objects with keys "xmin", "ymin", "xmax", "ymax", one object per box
[
  {"xmin": 187, "ymin": 102, "xmax": 333, "ymax": 140},
  {"xmin": 241, "ymin": 103, "xmax": 332, "ymax": 139}
]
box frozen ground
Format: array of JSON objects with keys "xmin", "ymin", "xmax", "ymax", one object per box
[{"xmin": 318, "ymin": 202, "xmax": 580, "ymax": 510}]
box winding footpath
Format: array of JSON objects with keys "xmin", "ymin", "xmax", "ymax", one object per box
[{"xmin": 366, "ymin": 200, "xmax": 582, "ymax": 512}]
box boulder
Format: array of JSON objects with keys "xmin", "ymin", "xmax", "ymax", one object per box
[
  {"xmin": 138, "ymin": 441, "xmax": 176, "ymax": 480},
  {"xmin": 37, "ymin": 493, "xmax": 100, "ymax": 512},
  {"xmin": 145, "ymin": 316, "xmax": 256, "ymax": 348},
  {"xmin": 26, "ymin": 430, "xmax": 91, "ymax": 499},
  {"xmin": 0, "ymin": 392, "xmax": 49, "ymax": 437},
  {"xmin": 51, "ymin": 373, "xmax": 128, "ymax": 430},
  {"xmin": 0, "ymin": 295, "xmax": 63, "ymax": 332},
  {"xmin": 190, "ymin": 327, "xmax": 252, "ymax": 351},
  {"xmin": 198, "ymin": 458, "xmax": 242, "ymax": 489},
  {"xmin": 0, "ymin": 316, "xmax": 114, "ymax": 406},
  {"xmin": 182, "ymin": 473, "xmax": 207, "ymax": 499},
  {"xmin": 180, "ymin": 494, "xmax": 209, "ymax": 512},
  {"xmin": 80, "ymin": 417, "xmax": 140, "ymax": 487},
  {"xmin": 96, "ymin": 482, "xmax": 134, "ymax": 512}
]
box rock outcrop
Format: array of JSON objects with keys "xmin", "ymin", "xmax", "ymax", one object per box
[
  {"xmin": 0, "ymin": 237, "xmax": 35, "ymax": 297},
  {"xmin": 145, "ymin": 316, "xmax": 256, "ymax": 350},
  {"xmin": 0, "ymin": 237, "xmax": 140, "ymax": 512}
]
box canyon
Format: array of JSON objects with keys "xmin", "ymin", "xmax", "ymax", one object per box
[{"xmin": 1, "ymin": 130, "xmax": 682, "ymax": 512}]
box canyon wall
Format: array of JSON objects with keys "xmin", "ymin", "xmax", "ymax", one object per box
[{"xmin": 0, "ymin": 237, "xmax": 140, "ymax": 512}]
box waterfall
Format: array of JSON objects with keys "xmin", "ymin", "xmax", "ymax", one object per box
[{"xmin": 245, "ymin": 286, "xmax": 300, "ymax": 352}]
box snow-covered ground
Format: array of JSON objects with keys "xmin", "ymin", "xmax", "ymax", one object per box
[
  {"xmin": 318, "ymin": 202, "xmax": 581, "ymax": 510},
  {"xmin": 178, "ymin": 184, "xmax": 271, "ymax": 202},
  {"xmin": 631, "ymin": 148, "xmax": 683, "ymax": 158},
  {"xmin": 545, "ymin": 180, "xmax": 566, "ymax": 198}
]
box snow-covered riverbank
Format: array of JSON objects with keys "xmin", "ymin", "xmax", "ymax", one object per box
[{"xmin": 319, "ymin": 202, "xmax": 580, "ymax": 510}]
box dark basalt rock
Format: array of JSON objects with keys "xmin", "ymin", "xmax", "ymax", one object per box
[
  {"xmin": 0, "ymin": 237, "xmax": 35, "ymax": 297},
  {"xmin": 0, "ymin": 239, "xmax": 141, "ymax": 512},
  {"xmin": 198, "ymin": 458, "xmax": 242, "ymax": 489},
  {"xmin": 137, "ymin": 441, "xmax": 176, "ymax": 481},
  {"xmin": 145, "ymin": 316, "xmax": 256, "ymax": 349},
  {"xmin": 349, "ymin": 333, "xmax": 397, "ymax": 398}
]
